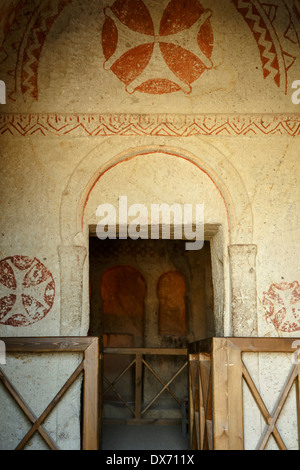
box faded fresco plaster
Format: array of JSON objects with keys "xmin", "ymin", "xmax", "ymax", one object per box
[{"xmin": 0, "ymin": 0, "xmax": 299, "ymax": 451}]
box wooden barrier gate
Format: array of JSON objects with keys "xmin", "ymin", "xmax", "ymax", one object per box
[
  {"xmin": 188, "ymin": 337, "xmax": 300, "ymax": 450},
  {"xmin": 0, "ymin": 337, "xmax": 99, "ymax": 450},
  {"xmin": 102, "ymin": 347, "xmax": 188, "ymax": 425},
  {"xmin": 1, "ymin": 336, "xmax": 300, "ymax": 450}
]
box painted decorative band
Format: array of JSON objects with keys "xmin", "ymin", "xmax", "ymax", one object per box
[{"xmin": 0, "ymin": 113, "xmax": 300, "ymax": 137}]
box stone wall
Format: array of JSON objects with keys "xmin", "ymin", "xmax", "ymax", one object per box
[{"xmin": 0, "ymin": 0, "xmax": 299, "ymax": 450}]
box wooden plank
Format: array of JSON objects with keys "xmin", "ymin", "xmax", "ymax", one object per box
[
  {"xmin": 188, "ymin": 354, "xmax": 198, "ymax": 450},
  {"xmin": 297, "ymin": 363, "xmax": 300, "ymax": 450},
  {"xmin": 189, "ymin": 337, "xmax": 300, "ymax": 354},
  {"xmin": 102, "ymin": 418, "xmax": 182, "ymax": 425},
  {"xmin": 99, "ymin": 351, "xmax": 104, "ymax": 450},
  {"xmin": 104, "ymin": 347, "xmax": 188, "ymax": 356},
  {"xmin": 1, "ymin": 336, "xmax": 94, "ymax": 352},
  {"xmin": 206, "ymin": 419, "xmax": 213, "ymax": 450},
  {"xmin": 212, "ymin": 338, "xmax": 229, "ymax": 450},
  {"xmin": 230, "ymin": 337, "xmax": 300, "ymax": 354},
  {"xmin": 205, "ymin": 369, "xmax": 213, "ymax": 450},
  {"xmin": 198, "ymin": 357, "xmax": 205, "ymax": 449},
  {"xmin": 82, "ymin": 337, "xmax": 99, "ymax": 450},
  {"xmin": 227, "ymin": 340, "xmax": 244, "ymax": 450},
  {"xmin": 198, "ymin": 353, "xmax": 211, "ymax": 450},
  {"xmin": 135, "ymin": 354, "xmax": 142, "ymax": 419},
  {"xmin": 194, "ymin": 411, "xmax": 200, "ymax": 450},
  {"xmin": 200, "ymin": 353, "xmax": 212, "ymax": 450}
]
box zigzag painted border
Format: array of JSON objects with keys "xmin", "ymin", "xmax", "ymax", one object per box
[
  {"xmin": 0, "ymin": 113, "xmax": 299, "ymax": 137},
  {"xmin": 232, "ymin": 0, "xmax": 281, "ymax": 88},
  {"xmin": 20, "ymin": 0, "xmax": 73, "ymax": 100}
]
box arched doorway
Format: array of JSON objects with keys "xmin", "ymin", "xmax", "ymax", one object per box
[
  {"xmin": 89, "ymin": 237, "xmax": 214, "ymax": 449},
  {"xmin": 58, "ymin": 144, "xmax": 256, "ymax": 448}
]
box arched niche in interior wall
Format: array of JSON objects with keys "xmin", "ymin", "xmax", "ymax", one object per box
[
  {"xmin": 100, "ymin": 265, "xmax": 147, "ymax": 348},
  {"xmin": 157, "ymin": 271, "xmax": 186, "ymax": 337}
]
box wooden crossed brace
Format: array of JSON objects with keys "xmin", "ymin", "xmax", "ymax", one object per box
[
  {"xmin": 0, "ymin": 361, "xmax": 84, "ymax": 450},
  {"xmin": 242, "ymin": 362, "xmax": 299, "ymax": 450},
  {"xmin": 103, "ymin": 354, "xmax": 188, "ymax": 418}
]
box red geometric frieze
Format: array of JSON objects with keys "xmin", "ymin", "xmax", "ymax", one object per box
[
  {"xmin": 102, "ymin": 0, "xmax": 214, "ymax": 94},
  {"xmin": 0, "ymin": 256, "xmax": 55, "ymax": 327},
  {"xmin": 0, "ymin": 113, "xmax": 300, "ymax": 137},
  {"xmin": 263, "ymin": 281, "xmax": 300, "ymax": 332}
]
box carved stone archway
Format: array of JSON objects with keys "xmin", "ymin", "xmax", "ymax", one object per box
[{"xmin": 58, "ymin": 138, "xmax": 256, "ymax": 337}]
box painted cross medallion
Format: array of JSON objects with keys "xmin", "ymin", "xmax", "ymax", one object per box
[
  {"xmin": 101, "ymin": 0, "xmax": 214, "ymax": 94},
  {"xmin": 0, "ymin": 256, "xmax": 55, "ymax": 327},
  {"xmin": 263, "ymin": 281, "xmax": 300, "ymax": 332}
]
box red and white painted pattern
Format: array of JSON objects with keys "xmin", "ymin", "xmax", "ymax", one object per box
[
  {"xmin": 1, "ymin": 113, "xmax": 299, "ymax": 137},
  {"xmin": 102, "ymin": 0, "xmax": 214, "ymax": 94},
  {"xmin": 232, "ymin": 0, "xmax": 300, "ymax": 94},
  {"xmin": 0, "ymin": 0, "xmax": 298, "ymax": 101},
  {"xmin": 0, "ymin": 256, "xmax": 55, "ymax": 327},
  {"xmin": 263, "ymin": 281, "xmax": 300, "ymax": 332}
]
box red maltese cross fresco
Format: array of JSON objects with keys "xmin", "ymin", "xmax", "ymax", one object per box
[
  {"xmin": 101, "ymin": 0, "xmax": 214, "ymax": 94},
  {"xmin": 263, "ymin": 281, "xmax": 300, "ymax": 333},
  {"xmin": 0, "ymin": 256, "xmax": 55, "ymax": 327}
]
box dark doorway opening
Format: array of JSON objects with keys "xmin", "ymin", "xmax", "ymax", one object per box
[{"xmin": 89, "ymin": 237, "xmax": 214, "ymax": 450}]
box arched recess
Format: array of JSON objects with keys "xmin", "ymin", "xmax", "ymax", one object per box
[
  {"xmin": 157, "ymin": 271, "xmax": 187, "ymax": 337},
  {"xmin": 100, "ymin": 265, "xmax": 146, "ymax": 348},
  {"xmin": 58, "ymin": 138, "xmax": 256, "ymax": 337},
  {"xmin": 59, "ymin": 140, "xmax": 253, "ymax": 246}
]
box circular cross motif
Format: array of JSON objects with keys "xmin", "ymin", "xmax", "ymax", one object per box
[
  {"xmin": 262, "ymin": 281, "xmax": 300, "ymax": 332},
  {"xmin": 102, "ymin": 0, "xmax": 214, "ymax": 94},
  {"xmin": 0, "ymin": 256, "xmax": 55, "ymax": 327}
]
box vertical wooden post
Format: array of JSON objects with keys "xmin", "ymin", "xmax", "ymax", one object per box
[
  {"xmin": 297, "ymin": 362, "xmax": 300, "ymax": 449},
  {"xmin": 82, "ymin": 338, "xmax": 99, "ymax": 450},
  {"xmin": 188, "ymin": 354, "xmax": 197, "ymax": 450},
  {"xmin": 198, "ymin": 353, "xmax": 211, "ymax": 450},
  {"xmin": 199, "ymin": 353, "xmax": 212, "ymax": 450},
  {"xmin": 99, "ymin": 350, "xmax": 104, "ymax": 449},
  {"xmin": 189, "ymin": 353, "xmax": 201, "ymax": 450},
  {"xmin": 135, "ymin": 354, "xmax": 142, "ymax": 419},
  {"xmin": 212, "ymin": 338, "xmax": 229, "ymax": 450},
  {"xmin": 227, "ymin": 341, "xmax": 244, "ymax": 449},
  {"xmin": 212, "ymin": 338, "xmax": 244, "ymax": 450}
]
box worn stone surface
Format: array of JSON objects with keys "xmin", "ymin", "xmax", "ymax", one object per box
[
  {"xmin": 0, "ymin": 0, "xmax": 299, "ymax": 450},
  {"xmin": 229, "ymin": 244, "xmax": 258, "ymax": 336}
]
